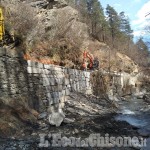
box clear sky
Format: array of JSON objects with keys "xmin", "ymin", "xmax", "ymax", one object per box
[{"xmin": 100, "ymin": 0, "xmax": 150, "ymax": 42}]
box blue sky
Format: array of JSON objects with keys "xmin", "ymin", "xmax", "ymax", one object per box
[{"xmin": 100, "ymin": 0, "xmax": 150, "ymax": 42}]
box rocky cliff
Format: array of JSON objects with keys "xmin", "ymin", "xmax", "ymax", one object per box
[{"xmin": 2, "ymin": 0, "xmax": 89, "ymax": 46}]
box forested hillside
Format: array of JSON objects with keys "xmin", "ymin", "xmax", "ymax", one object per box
[
  {"xmin": 67, "ymin": 0, "xmax": 150, "ymax": 68},
  {"xmin": 1, "ymin": 0, "xmax": 149, "ymax": 71}
]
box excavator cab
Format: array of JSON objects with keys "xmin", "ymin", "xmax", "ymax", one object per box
[
  {"xmin": 0, "ymin": 7, "xmax": 4, "ymax": 46},
  {"xmin": 82, "ymin": 50, "xmax": 99, "ymax": 71}
]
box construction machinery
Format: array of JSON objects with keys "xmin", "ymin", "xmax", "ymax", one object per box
[
  {"xmin": 82, "ymin": 50, "xmax": 99, "ymax": 70},
  {"xmin": 0, "ymin": 6, "xmax": 4, "ymax": 45},
  {"xmin": 82, "ymin": 50, "xmax": 93, "ymax": 70}
]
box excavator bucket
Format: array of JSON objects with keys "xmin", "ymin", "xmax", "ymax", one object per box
[{"xmin": 0, "ymin": 7, "xmax": 4, "ymax": 42}]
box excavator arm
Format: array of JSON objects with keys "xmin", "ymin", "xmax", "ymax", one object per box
[
  {"xmin": 86, "ymin": 52, "xmax": 94, "ymax": 69},
  {"xmin": 82, "ymin": 51, "xmax": 94, "ymax": 70}
]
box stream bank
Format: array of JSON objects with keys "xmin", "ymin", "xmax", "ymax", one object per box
[{"xmin": 0, "ymin": 92, "xmax": 149, "ymax": 149}]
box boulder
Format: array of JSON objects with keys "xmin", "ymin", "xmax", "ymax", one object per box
[
  {"xmin": 48, "ymin": 112, "xmax": 64, "ymax": 127},
  {"xmin": 48, "ymin": 104, "xmax": 65, "ymax": 127},
  {"xmin": 120, "ymin": 72, "xmax": 140, "ymax": 95},
  {"xmin": 30, "ymin": 1, "xmax": 49, "ymax": 9}
]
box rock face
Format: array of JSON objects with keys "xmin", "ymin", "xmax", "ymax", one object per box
[
  {"xmin": 27, "ymin": 2, "xmax": 89, "ymax": 47},
  {"xmin": 116, "ymin": 52, "xmax": 139, "ymax": 73},
  {"xmin": 2, "ymin": 0, "xmax": 90, "ymax": 48},
  {"xmin": 29, "ymin": 0, "xmax": 67, "ymax": 9}
]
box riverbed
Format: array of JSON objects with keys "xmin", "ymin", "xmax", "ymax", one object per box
[
  {"xmin": 115, "ymin": 96, "xmax": 150, "ymax": 150},
  {"xmin": 0, "ymin": 93, "xmax": 150, "ymax": 150}
]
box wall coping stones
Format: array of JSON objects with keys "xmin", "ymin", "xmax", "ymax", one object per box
[{"xmin": 27, "ymin": 60, "xmax": 44, "ymax": 69}]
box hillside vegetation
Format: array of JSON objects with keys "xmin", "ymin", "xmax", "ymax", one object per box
[{"xmin": 1, "ymin": 0, "xmax": 150, "ymax": 72}]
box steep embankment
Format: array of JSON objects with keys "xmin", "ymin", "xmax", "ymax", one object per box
[
  {"xmin": 2, "ymin": 0, "xmax": 90, "ymax": 67},
  {"xmin": 2, "ymin": 0, "xmax": 140, "ymax": 73}
]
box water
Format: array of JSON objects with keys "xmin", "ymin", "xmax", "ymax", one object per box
[
  {"xmin": 115, "ymin": 97, "xmax": 150, "ymax": 129},
  {"xmin": 116, "ymin": 113, "xmax": 150, "ymax": 128},
  {"xmin": 115, "ymin": 97, "xmax": 150, "ymax": 150}
]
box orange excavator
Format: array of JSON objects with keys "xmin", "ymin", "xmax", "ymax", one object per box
[{"xmin": 82, "ymin": 50, "xmax": 94, "ymax": 70}]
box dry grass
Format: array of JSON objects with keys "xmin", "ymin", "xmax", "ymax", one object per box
[
  {"xmin": 25, "ymin": 38, "xmax": 82, "ymax": 67},
  {"xmin": 4, "ymin": 3, "xmax": 37, "ymax": 44}
]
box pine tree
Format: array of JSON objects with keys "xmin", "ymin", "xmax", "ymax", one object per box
[
  {"xmin": 106, "ymin": 5, "xmax": 120, "ymax": 47},
  {"xmin": 78, "ymin": 0, "xmax": 88, "ymax": 21},
  {"xmin": 86, "ymin": 0, "xmax": 107, "ymax": 41},
  {"xmin": 119, "ymin": 11, "xmax": 133, "ymax": 51},
  {"xmin": 136, "ymin": 38, "xmax": 149, "ymax": 52},
  {"xmin": 119, "ymin": 12, "xmax": 133, "ymax": 37}
]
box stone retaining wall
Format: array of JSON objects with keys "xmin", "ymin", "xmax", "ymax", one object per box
[
  {"xmin": 27, "ymin": 60, "xmax": 92, "ymax": 109},
  {"xmin": 0, "ymin": 48, "xmax": 29, "ymax": 97},
  {"xmin": 0, "ymin": 47, "xmax": 92, "ymax": 126}
]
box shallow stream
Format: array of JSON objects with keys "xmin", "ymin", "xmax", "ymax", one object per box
[{"xmin": 115, "ymin": 97, "xmax": 150, "ymax": 150}]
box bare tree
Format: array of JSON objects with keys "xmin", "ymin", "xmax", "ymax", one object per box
[{"xmin": 5, "ymin": 3, "xmax": 37, "ymax": 41}]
